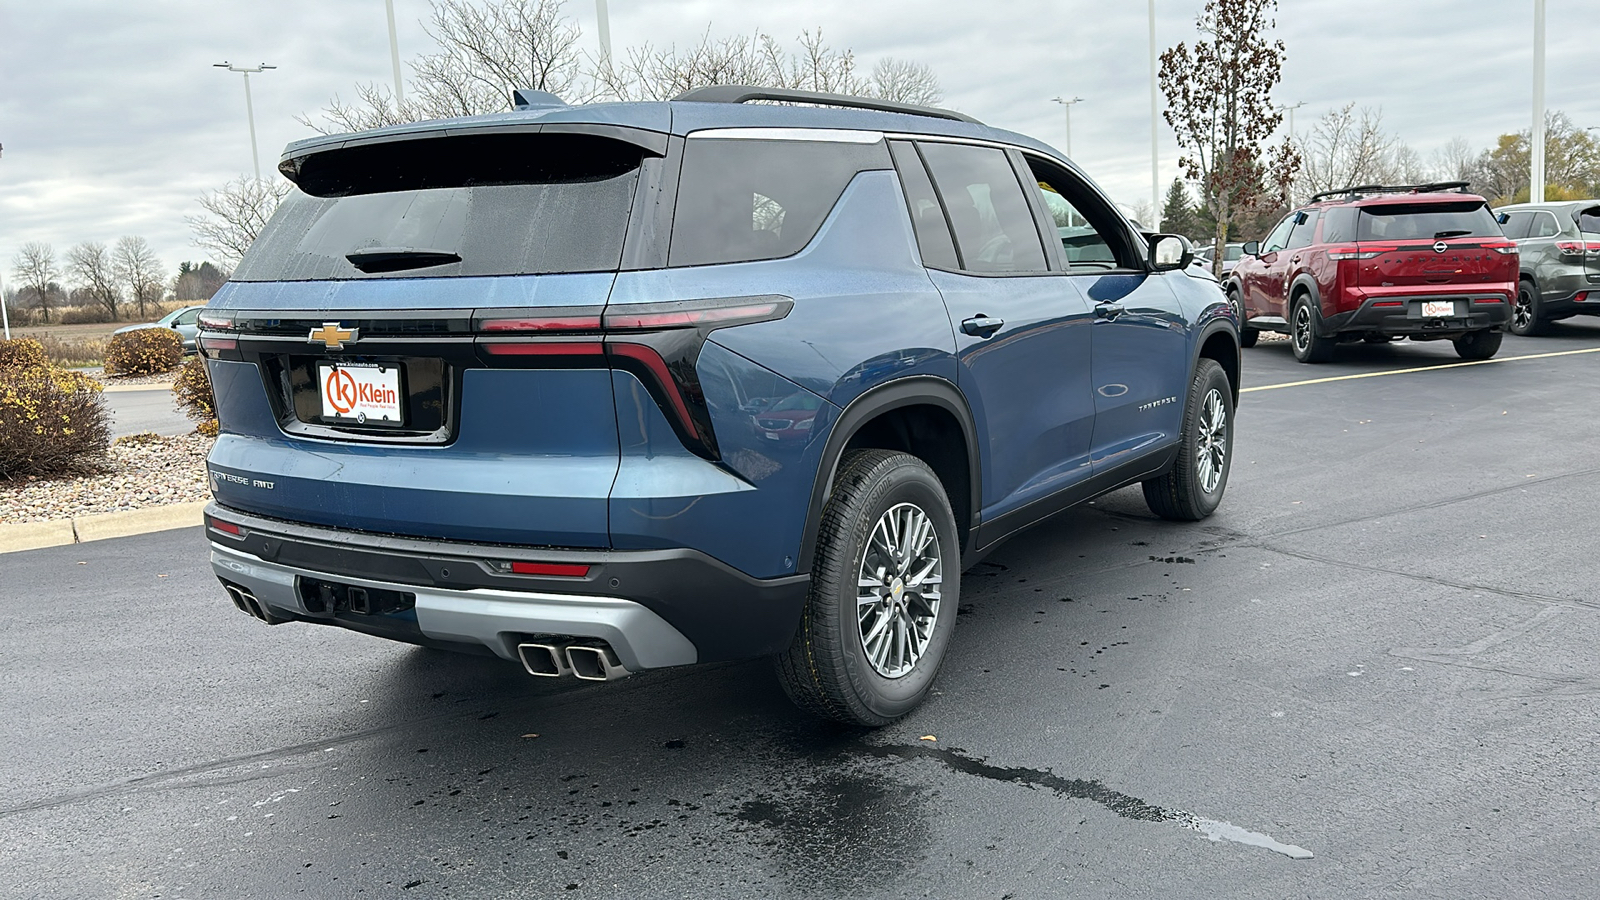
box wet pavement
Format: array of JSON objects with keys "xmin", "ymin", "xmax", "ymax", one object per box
[{"xmin": 4, "ymin": 321, "xmax": 1600, "ymax": 898}]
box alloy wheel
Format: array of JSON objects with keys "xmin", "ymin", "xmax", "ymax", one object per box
[
  {"xmin": 1293, "ymin": 305, "xmax": 1312, "ymax": 353},
  {"xmin": 1194, "ymin": 388, "xmax": 1228, "ymax": 493},
  {"xmin": 856, "ymin": 502, "xmax": 943, "ymax": 679},
  {"xmin": 1513, "ymin": 289, "xmax": 1534, "ymax": 332}
]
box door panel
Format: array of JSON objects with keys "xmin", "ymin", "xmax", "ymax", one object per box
[{"xmin": 1079, "ymin": 273, "xmax": 1189, "ymax": 468}]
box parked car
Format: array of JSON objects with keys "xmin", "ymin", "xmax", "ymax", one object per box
[
  {"xmin": 199, "ymin": 85, "xmax": 1240, "ymax": 726},
  {"xmin": 1493, "ymin": 201, "xmax": 1600, "ymax": 335},
  {"xmin": 113, "ymin": 305, "xmax": 204, "ymax": 353},
  {"xmin": 1217, "ymin": 242, "xmax": 1246, "ymax": 276},
  {"xmin": 1227, "ymin": 182, "xmax": 1516, "ymax": 362}
]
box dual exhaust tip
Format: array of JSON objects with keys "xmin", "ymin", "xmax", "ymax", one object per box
[
  {"xmin": 223, "ymin": 582, "xmax": 279, "ymax": 624},
  {"xmin": 517, "ymin": 640, "xmax": 631, "ymax": 681}
]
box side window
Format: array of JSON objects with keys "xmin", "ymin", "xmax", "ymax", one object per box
[
  {"xmin": 888, "ymin": 140, "xmax": 960, "ymax": 270},
  {"xmin": 1022, "ymin": 155, "xmax": 1134, "ymax": 270},
  {"xmin": 1531, "ymin": 212, "xmax": 1560, "ymax": 238},
  {"xmin": 918, "ymin": 142, "xmax": 1048, "ymax": 274},
  {"xmin": 1285, "ymin": 210, "xmax": 1321, "ymax": 251},
  {"xmin": 175, "ymin": 308, "xmax": 201, "ymax": 326},
  {"xmin": 1499, "ymin": 211, "xmax": 1533, "ymax": 240},
  {"xmin": 669, "ymin": 137, "xmax": 892, "ymax": 268},
  {"xmin": 1321, "ymin": 206, "xmax": 1357, "ymax": 244},
  {"xmin": 1578, "ymin": 207, "xmax": 1600, "ymax": 235},
  {"xmin": 1260, "ymin": 215, "xmax": 1295, "ymax": 253}
]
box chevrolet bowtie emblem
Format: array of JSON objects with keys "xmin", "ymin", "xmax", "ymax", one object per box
[{"xmin": 308, "ymin": 323, "xmax": 357, "ymax": 349}]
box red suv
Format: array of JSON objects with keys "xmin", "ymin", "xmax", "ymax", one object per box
[{"xmin": 1227, "ymin": 183, "xmax": 1517, "ymax": 363}]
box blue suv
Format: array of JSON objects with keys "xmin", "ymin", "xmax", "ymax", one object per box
[{"xmin": 200, "ymin": 86, "xmax": 1240, "ymax": 725}]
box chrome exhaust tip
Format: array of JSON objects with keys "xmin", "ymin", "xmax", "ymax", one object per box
[
  {"xmin": 224, "ymin": 584, "xmax": 268, "ymax": 622},
  {"xmin": 516, "ymin": 642, "xmax": 568, "ymax": 678},
  {"xmin": 564, "ymin": 643, "xmax": 631, "ymax": 681}
]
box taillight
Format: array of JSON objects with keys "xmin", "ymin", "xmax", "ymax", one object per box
[
  {"xmin": 477, "ymin": 308, "xmax": 604, "ymax": 333},
  {"xmin": 479, "ymin": 341, "xmax": 604, "ymax": 356},
  {"xmin": 1481, "ymin": 241, "xmax": 1518, "ymax": 255},
  {"xmin": 602, "ymin": 296, "xmax": 792, "ymax": 331},
  {"xmin": 206, "ymin": 516, "xmax": 243, "ymax": 536},
  {"xmin": 1555, "ymin": 241, "xmax": 1585, "ymax": 255},
  {"xmin": 197, "ymin": 311, "xmax": 236, "ymax": 330},
  {"xmin": 1327, "ymin": 246, "xmax": 1392, "ymax": 260},
  {"xmin": 1587, "ymin": 241, "xmax": 1600, "ymax": 256},
  {"xmin": 493, "ymin": 561, "xmax": 591, "ymax": 577},
  {"xmin": 197, "ymin": 335, "xmax": 237, "ymax": 356}
]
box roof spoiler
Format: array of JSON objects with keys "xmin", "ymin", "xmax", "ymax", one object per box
[
  {"xmin": 673, "ymin": 84, "xmax": 982, "ymax": 125},
  {"xmin": 1309, "ymin": 181, "xmax": 1473, "ymax": 203}
]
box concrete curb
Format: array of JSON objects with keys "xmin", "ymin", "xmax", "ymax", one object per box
[{"xmin": 0, "ymin": 501, "xmax": 207, "ymax": 554}]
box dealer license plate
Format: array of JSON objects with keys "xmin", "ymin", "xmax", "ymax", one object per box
[
  {"xmin": 318, "ymin": 362, "xmax": 404, "ymax": 426},
  {"xmin": 1421, "ymin": 300, "xmax": 1456, "ymax": 318}
]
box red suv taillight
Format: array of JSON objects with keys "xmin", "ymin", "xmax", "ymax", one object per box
[
  {"xmin": 1327, "ymin": 246, "xmax": 1392, "ymax": 260},
  {"xmin": 474, "ymin": 296, "xmax": 794, "ymax": 461},
  {"xmin": 1481, "ymin": 241, "xmax": 1518, "ymax": 255}
]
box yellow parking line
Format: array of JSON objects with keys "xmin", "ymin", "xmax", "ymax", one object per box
[{"xmin": 1242, "ymin": 345, "xmax": 1600, "ymax": 393}]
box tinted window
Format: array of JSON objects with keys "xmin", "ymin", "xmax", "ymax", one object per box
[
  {"xmin": 888, "ymin": 141, "xmax": 959, "ymax": 270},
  {"xmin": 1024, "ymin": 155, "xmax": 1139, "ymax": 269},
  {"xmin": 919, "ymin": 143, "xmax": 1048, "ymax": 273},
  {"xmin": 1357, "ymin": 202, "xmax": 1501, "ymax": 241},
  {"xmin": 235, "ymin": 134, "xmax": 644, "ymax": 281},
  {"xmin": 1579, "ymin": 207, "xmax": 1600, "ymax": 234},
  {"xmin": 669, "ymin": 137, "xmax": 892, "ymax": 268},
  {"xmin": 1285, "ymin": 210, "xmax": 1321, "ymax": 250},
  {"xmin": 1531, "ymin": 212, "xmax": 1560, "ymax": 238},
  {"xmin": 1321, "ymin": 207, "xmax": 1358, "ymax": 244},
  {"xmin": 1499, "ymin": 210, "xmax": 1533, "ymax": 240}
]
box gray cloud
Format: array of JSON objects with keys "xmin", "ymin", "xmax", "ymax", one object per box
[{"xmin": 1, "ymin": 0, "xmax": 1595, "ymax": 290}]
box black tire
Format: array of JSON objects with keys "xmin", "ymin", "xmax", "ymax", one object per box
[
  {"xmin": 775, "ymin": 450, "xmax": 959, "ymax": 726},
  {"xmin": 1290, "ymin": 294, "xmax": 1336, "ymax": 363},
  {"xmin": 1508, "ymin": 281, "xmax": 1549, "ymax": 336},
  {"xmin": 1229, "ymin": 288, "xmax": 1259, "ymax": 348},
  {"xmin": 1143, "ymin": 358, "xmax": 1233, "ymax": 521},
  {"xmin": 1453, "ymin": 329, "xmax": 1503, "ymax": 360}
]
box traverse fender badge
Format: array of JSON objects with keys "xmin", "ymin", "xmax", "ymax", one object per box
[{"xmin": 309, "ymin": 322, "xmax": 357, "ymax": 349}]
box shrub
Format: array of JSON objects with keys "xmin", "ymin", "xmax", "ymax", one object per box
[
  {"xmin": 0, "ymin": 337, "xmax": 50, "ymax": 373},
  {"xmin": 59, "ymin": 305, "xmax": 115, "ymax": 325},
  {"xmin": 0, "ymin": 366, "xmax": 110, "ymax": 479},
  {"xmin": 104, "ymin": 327, "xmax": 183, "ymax": 375},
  {"xmin": 172, "ymin": 355, "xmax": 217, "ymax": 432},
  {"xmin": 37, "ymin": 334, "xmax": 107, "ymax": 369}
]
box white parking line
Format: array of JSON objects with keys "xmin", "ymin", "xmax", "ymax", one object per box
[{"xmin": 1242, "ymin": 345, "xmax": 1600, "ymax": 394}]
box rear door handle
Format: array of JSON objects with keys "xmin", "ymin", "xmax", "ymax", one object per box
[
  {"xmin": 1095, "ymin": 303, "xmax": 1124, "ymax": 320},
  {"xmin": 961, "ymin": 315, "xmax": 1005, "ymax": 337}
]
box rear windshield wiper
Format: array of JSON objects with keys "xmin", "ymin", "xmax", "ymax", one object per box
[
  {"xmin": 345, "ymin": 247, "xmax": 463, "ymax": 274},
  {"xmin": 1433, "ymin": 230, "xmax": 1473, "ymax": 239}
]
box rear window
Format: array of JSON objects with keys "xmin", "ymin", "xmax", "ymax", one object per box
[
  {"xmin": 669, "ymin": 137, "xmax": 892, "ymax": 268},
  {"xmin": 1357, "ymin": 201, "xmax": 1501, "ymax": 241},
  {"xmin": 1579, "ymin": 207, "xmax": 1600, "ymax": 234},
  {"xmin": 233, "ymin": 133, "xmax": 646, "ymax": 281}
]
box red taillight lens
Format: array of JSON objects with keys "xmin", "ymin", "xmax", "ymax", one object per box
[
  {"xmin": 197, "ymin": 312, "xmax": 235, "ymax": 330},
  {"xmin": 1327, "ymin": 246, "xmax": 1391, "ymax": 260},
  {"xmin": 1371, "ymin": 301, "xmax": 1405, "ymax": 308},
  {"xmin": 207, "ymin": 517, "xmax": 242, "ymax": 536},
  {"xmin": 198, "ymin": 335, "xmax": 237, "ymax": 355},
  {"xmin": 1586, "ymin": 241, "xmax": 1600, "ymax": 255},
  {"xmin": 1481, "ymin": 241, "xmax": 1519, "ymax": 255},
  {"xmin": 602, "ymin": 297, "xmax": 790, "ymax": 331},
  {"xmin": 1473, "ymin": 297, "xmax": 1505, "ymax": 304},
  {"xmin": 1575, "ymin": 292, "xmax": 1591, "ymax": 303},
  {"xmin": 505, "ymin": 561, "xmax": 590, "ymax": 577},
  {"xmin": 477, "ymin": 311, "xmax": 603, "ymax": 333},
  {"xmin": 480, "ymin": 340, "xmax": 603, "ymax": 356}
]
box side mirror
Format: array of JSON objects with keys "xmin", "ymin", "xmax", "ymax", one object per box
[
  {"xmin": 1148, "ymin": 234, "xmax": 1194, "ymax": 271},
  {"xmin": 1241, "ymin": 241, "xmax": 1260, "ymax": 257}
]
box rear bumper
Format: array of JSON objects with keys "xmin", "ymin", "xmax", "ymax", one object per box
[
  {"xmin": 1326, "ymin": 294, "xmax": 1509, "ymax": 336},
  {"xmin": 1541, "ymin": 285, "xmax": 1599, "ymax": 317},
  {"xmin": 204, "ymin": 503, "xmax": 810, "ymax": 666}
]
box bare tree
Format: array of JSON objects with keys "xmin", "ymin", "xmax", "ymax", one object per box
[
  {"xmin": 112, "ymin": 236, "xmax": 167, "ymax": 318},
  {"xmin": 1160, "ymin": 0, "xmax": 1299, "ymax": 274},
  {"xmin": 1430, "ymin": 136, "xmax": 1478, "ymax": 184},
  {"xmin": 12, "ymin": 242, "xmax": 60, "ymax": 324},
  {"xmin": 187, "ymin": 176, "xmax": 291, "ymax": 269},
  {"xmin": 871, "ymin": 58, "xmax": 943, "ymax": 106},
  {"xmin": 66, "ymin": 242, "xmax": 121, "ymax": 318},
  {"xmin": 1295, "ymin": 104, "xmax": 1426, "ymax": 199}
]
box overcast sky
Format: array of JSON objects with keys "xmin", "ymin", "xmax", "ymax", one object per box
[{"xmin": 2, "ymin": 0, "xmax": 1597, "ymax": 294}]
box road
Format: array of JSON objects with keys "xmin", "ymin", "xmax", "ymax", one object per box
[
  {"xmin": 5, "ymin": 321, "xmax": 1600, "ymax": 899},
  {"xmin": 104, "ymin": 385, "xmax": 193, "ymax": 438}
]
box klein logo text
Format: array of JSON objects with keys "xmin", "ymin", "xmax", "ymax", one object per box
[{"xmin": 1137, "ymin": 396, "xmax": 1178, "ymax": 412}]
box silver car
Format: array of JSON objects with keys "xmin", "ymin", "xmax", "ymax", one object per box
[
  {"xmin": 1494, "ymin": 202, "xmax": 1600, "ymax": 335},
  {"xmin": 113, "ymin": 305, "xmax": 205, "ymax": 353}
]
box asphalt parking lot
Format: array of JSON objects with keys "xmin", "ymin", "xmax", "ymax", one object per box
[{"xmin": 4, "ymin": 320, "xmax": 1599, "ymax": 899}]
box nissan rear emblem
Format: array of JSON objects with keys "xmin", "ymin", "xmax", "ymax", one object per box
[{"xmin": 1432, "ymin": 241, "xmax": 1448, "ymax": 254}]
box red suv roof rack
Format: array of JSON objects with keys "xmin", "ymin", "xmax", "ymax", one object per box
[{"xmin": 1308, "ymin": 181, "xmax": 1473, "ymax": 203}]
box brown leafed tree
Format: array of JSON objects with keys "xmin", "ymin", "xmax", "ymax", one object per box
[
  {"xmin": 187, "ymin": 176, "xmax": 291, "ymax": 269},
  {"xmin": 12, "ymin": 242, "xmax": 60, "ymax": 324},
  {"xmin": 66, "ymin": 242, "xmax": 121, "ymax": 318},
  {"xmin": 1160, "ymin": 0, "xmax": 1299, "ymax": 273},
  {"xmin": 112, "ymin": 236, "xmax": 167, "ymax": 318}
]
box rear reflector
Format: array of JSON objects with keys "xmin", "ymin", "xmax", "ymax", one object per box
[
  {"xmin": 504, "ymin": 561, "xmax": 591, "ymax": 577},
  {"xmin": 1576, "ymin": 292, "xmax": 1591, "ymax": 303},
  {"xmin": 1372, "ymin": 301, "xmax": 1405, "ymax": 308},
  {"xmin": 1473, "ymin": 297, "xmax": 1504, "ymax": 304},
  {"xmin": 207, "ymin": 517, "xmax": 242, "ymax": 536}
]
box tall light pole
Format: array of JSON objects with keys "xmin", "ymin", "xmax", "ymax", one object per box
[
  {"xmin": 385, "ymin": 0, "xmax": 404, "ymax": 102},
  {"xmin": 596, "ymin": 0, "xmax": 613, "ymax": 68},
  {"xmin": 1276, "ymin": 101, "xmax": 1305, "ymax": 138},
  {"xmin": 214, "ymin": 62, "xmax": 276, "ymax": 181},
  {"xmin": 1051, "ymin": 96, "xmax": 1083, "ymax": 157},
  {"xmin": 0, "ymin": 141, "xmax": 8, "ymax": 339},
  {"xmin": 1531, "ymin": 0, "xmax": 1546, "ymax": 202},
  {"xmin": 1148, "ymin": 0, "xmax": 1161, "ymax": 230}
]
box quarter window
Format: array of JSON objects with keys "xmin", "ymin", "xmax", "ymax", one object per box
[
  {"xmin": 1578, "ymin": 207, "xmax": 1600, "ymax": 235},
  {"xmin": 918, "ymin": 143, "xmax": 1048, "ymax": 274},
  {"xmin": 1530, "ymin": 212, "xmax": 1560, "ymax": 238},
  {"xmin": 888, "ymin": 140, "xmax": 960, "ymax": 270}
]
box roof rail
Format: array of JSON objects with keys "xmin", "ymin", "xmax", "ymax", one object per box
[
  {"xmin": 1308, "ymin": 181, "xmax": 1473, "ymax": 203},
  {"xmin": 673, "ymin": 84, "xmax": 982, "ymax": 126}
]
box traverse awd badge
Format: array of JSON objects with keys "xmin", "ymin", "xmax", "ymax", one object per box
[{"xmin": 309, "ymin": 322, "xmax": 357, "ymax": 349}]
